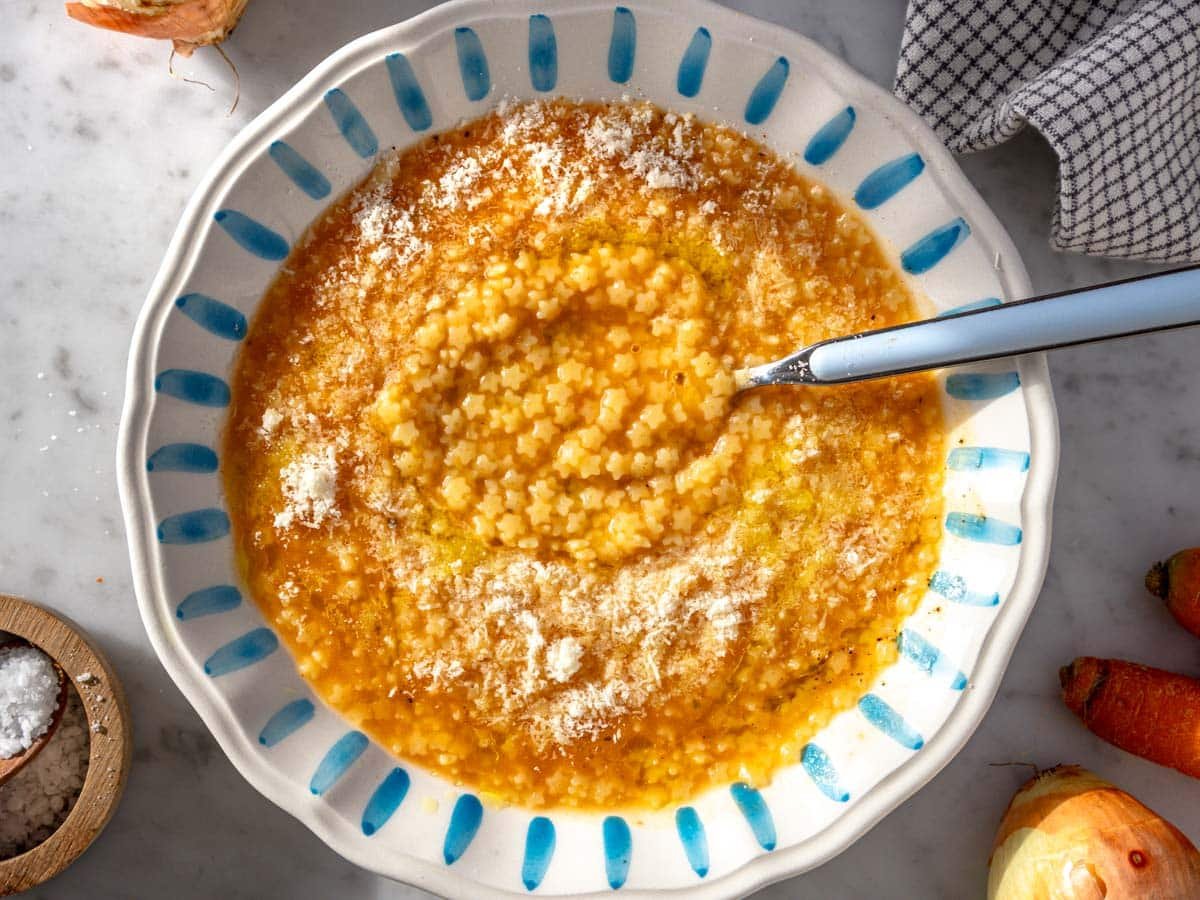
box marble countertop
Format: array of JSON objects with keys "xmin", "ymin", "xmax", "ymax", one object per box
[{"xmin": 2, "ymin": 0, "xmax": 1198, "ymax": 897}]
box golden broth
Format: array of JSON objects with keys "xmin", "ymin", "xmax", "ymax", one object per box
[{"xmin": 224, "ymin": 100, "xmax": 946, "ymax": 809}]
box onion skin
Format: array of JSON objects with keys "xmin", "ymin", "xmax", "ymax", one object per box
[
  {"xmin": 65, "ymin": 0, "xmax": 250, "ymax": 56},
  {"xmin": 988, "ymin": 765, "xmax": 1200, "ymax": 899}
]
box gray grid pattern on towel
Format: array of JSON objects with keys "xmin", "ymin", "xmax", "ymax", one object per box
[{"xmin": 895, "ymin": 0, "xmax": 1200, "ymax": 263}]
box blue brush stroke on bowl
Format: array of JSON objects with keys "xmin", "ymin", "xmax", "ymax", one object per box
[
  {"xmin": 522, "ymin": 816, "xmax": 556, "ymax": 891},
  {"xmin": 858, "ymin": 694, "xmax": 924, "ymax": 749},
  {"xmin": 729, "ymin": 783, "xmax": 776, "ymax": 849},
  {"xmin": 444, "ymin": 794, "xmax": 484, "ymax": 864},
  {"xmin": 800, "ymin": 744, "xmax": 850, "ymax": 803},
  {"xmin": 154, "ymin": 369, "xmax": 230, "ymax": 407},
  {"xmin": 386, "ymin": 53, "xmax": 433, "ymax": 132},
  {"xmin": 310, "ymin": 730, "xmax": 369, "ymax": 795},
  {"xmin": 674, "ymin": 807, "xmax": 709, "ymax": 877},
  {"xmin": 947, "ymin": 446, "xmax": 1031, "ymax": 472},
  {"xmin": 929, "ymin": 570, "xmax": 1000, "ymax": 606},
  {"xmin": 454, "ymin": 27, "xmax": 491, "ymax": 101},
  {"xmin": 898, "ymin": 629, "xmax": 968, "ymax": 690},
  {"xmin": 362, "ymin": 768, "xmax": 410, "ymax": 836},
  {"xmin": 309, "ymin": 734, "xmax": 364, "ymax": 796},
  {"xmin": 157, "ymin": 508, "xmax": 229, "ymax": 544},
  {"xmin": 204, "ymin": 627, "xmax": 279, "ymax": 677},
  {"xmin": 804, "ymin": 107, "xmax": 855, "ymax": 166},
  {"xmin": 946, "ymin": 372, "xmax": 1021, "ymax": 401},
  {"xmin": 608, "ymin": 7, "xmax": 636, "ymax": 84},
  {"xmin": 324, "ymin": 88, "xmax": 378, "ymax": 158},
  {"xmin": 213, "ymin": 210, "xmax": 289, "ymax": 261},
  {"xmin": 176, "ymin": 584, "xmax": 241, "ymax": 620},
  {"xmin": 602, "ymin": 815, "xmax": 632, "ymax": 889},
  {"xmin": 939, "ymin": 297, "xmax": 1002, "ymax": 317},
  {"xmin": 528, "ymin": 15, "xmax": 558, "ymax": 92},
  {"xmin": 676, "ymin": 27, "xmax": 711, "ymax": 97},
  {"xmin": 267, "ymin": 141, "xmax": 332, "ymax": 200},
  {"xmin": 259, "ymin": 698, "xmax": 315, "ymax": 747},
  {"xmin": 744, "ymin": 57, "xmax": 788, "ymax": 125},
  {"xmin": 854, "ymin": 152, "xmax": 924, "ymax": 208},
  {"xmin": 901, "ymin": 217, "xmax": 970, "ymax": 275},
  {"xmin": 147, "ymin": 442, "xmax": 218, "ymax": 474},
  {"xmin": 946, "ymin": 512, "xmax": 1023, "ymax": 545},
  {"xmin": 174, "ymin": 293, "xmax": 246, "ymax": 340}
]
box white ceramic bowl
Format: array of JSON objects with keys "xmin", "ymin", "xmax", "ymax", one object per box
[{"xmin": 117, "ymin": 1, "xmax": 1059, "ymax": 896}]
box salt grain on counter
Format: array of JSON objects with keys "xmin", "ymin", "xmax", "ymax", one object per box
[{"xmin": 0, "ymin": 645, "xmax": 60, "ymax": 759}]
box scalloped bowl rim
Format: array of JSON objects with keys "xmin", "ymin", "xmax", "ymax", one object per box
[{"xmin": 116, "ymin": 1, "xmax": 1060, "ymax": 896}]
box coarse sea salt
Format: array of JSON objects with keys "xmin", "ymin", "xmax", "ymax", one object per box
[
  {"xmin": 0, "ymin": 645, "xmax": 60, "ymax": 759},
  {"xmin": 0, "ymin": 689, "xmax": 89, "ymax": 860}
]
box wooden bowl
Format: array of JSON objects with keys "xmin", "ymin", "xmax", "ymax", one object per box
[{"xmin": 0, "ymin": 594, "xmax": 132, "ymax": 895}]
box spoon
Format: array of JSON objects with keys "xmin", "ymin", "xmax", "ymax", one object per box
[
  {"xmin": 0, "ymin": 639, "xmax": 69, "ymax": 787},
  {"xmin": 737, "ymin": 263, "xmax": 1200, "ymax": 389}
]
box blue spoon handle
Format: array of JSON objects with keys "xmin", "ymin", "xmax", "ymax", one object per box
[{"xmin": 741, "ymin": 263, "xmax": 1200, "ymax": 387}]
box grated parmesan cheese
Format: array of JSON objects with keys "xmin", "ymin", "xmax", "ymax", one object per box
[
  {"xmin": 544, "ymin": 637, "xmax": 583, "ymax": 683},
  {"xmin": 354, "ymin": 189, "xmax": 429, "ymax": 271},
  {"xmin": 428, "ymin": 154, "xmax": 488, "ymax": 210},
  {"xmin": 547, "ymin": 679, "xmax": 635, "ymax": 745},
  {"xmin": 704, "ymin": 595, "xmax": 742, "ymax": 648},
  {"xmin": 273, "ymin": 446, "xmax": 340, "ymax": 531},
  {"xmin": 259, "ymin": 407, "xmax": 284, "ymax": 439},
  {"xmin": 412, "ymin": 657, "xmax": 465, "ymax": 689}
]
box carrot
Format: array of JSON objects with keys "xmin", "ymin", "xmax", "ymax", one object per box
[
  {"xmin": 1147, "ymin": 548, "xmax": 1200, "ymax": 639},
  {"xmin": 1061, "ymin": 657, "xmax": 1200, "ymax": 779}
]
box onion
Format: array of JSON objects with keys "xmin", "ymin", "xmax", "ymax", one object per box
[
  {"xmin": 988, "ymin": 765, "xmax": 1200, "ymax": 898},
  {"xmin": 65, "ymin": 0, "xmax": 250, "ymax": 56}
]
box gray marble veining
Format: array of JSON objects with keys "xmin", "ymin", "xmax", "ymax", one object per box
[{"xmin": 1, "ymin": 1, "xmax": 1196, "ymax": 897}]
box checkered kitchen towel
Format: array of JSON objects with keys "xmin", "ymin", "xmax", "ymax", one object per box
[{"xmin": 895, "ymin": 0, "xmax": 1200, "ymax": 263}]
